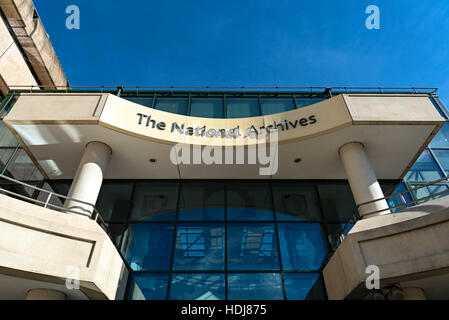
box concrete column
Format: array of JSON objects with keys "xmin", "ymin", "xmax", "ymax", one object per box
[
  {"xmin": 64, "ymin": 141, "xmax": 112, "ymax": 217},
  {"xmin": 26, "ymin": 289, "xmax": 66, "ymax": 300},
  {"xmin": 339, "ymin": 142, "xmax": 390, "ymax": 218},
  {"xmin": 402, "ymin": 287, "xmax": 426, "ymax": 300}
]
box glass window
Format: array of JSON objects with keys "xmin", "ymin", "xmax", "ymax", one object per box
[
  {"xmin": 385, "ymin": 182, "xmax": 413, "ymax": 212},
  {"xmin": 227, "ymin": 223, "xmax": 279, "ymax": 270},
  {"xmin": 326, "ymin": 223, "xmax": 354, "ymax": 251},
  {"xmin": 0, "ymin": 148, "xmax": 15, "ymax": 172},
  {"xmin": 96, "ymin": 183, "xmax": 134, "ymax": 222},
  {"xmin": 272, "ymin": 183, "xmax": 322, "ymax": 221},
  {"xmin": 123, "ymin": 223, "xmax": 174, "ymax": 271},
  {"xmin": 405, "ymin": 150, "xmax": 444, "ymax": 182},
  {"xmin": 178, "ymin": 182, "xmax": 225, "ymax": 221},
  {"xmin": 7, "ymin": 149, "xmax": 43, "ymax": 181},
  {"xmin": 226, "ymin": 98, "xmax": 260, "ymax": 118},
  {"xmin": 433, "ymin": 149, "xmax": 449, "ymax": 174},
  {"xmin": 430, "ymin": 123, "xmax": 449, "ymax": 148},
  {"xmin": 227, "ymin": 273, "xmax": 283, "ymax": 300},
  {"xmin": 409, "ymin": 183, "xmax": 449, "ymax": 201},
  {"xmin": 0, "ymin": 121, "xmax": 18, "ymax": 147},
  {"xmin": 296, "ymin": 98, "xmax": 326, "ymax": 109},
  {"xmin": 169, "ymin": 273, "xmax": 225, "ymax": 300},
  {"xmin": 317, "ymin": 183, "xmax": 356, "ymax": 223},
  {"xmin": 173, "ymin": 223, "xmax": 225, "ymax": 271},
  {"xmin": 226, "ymin": 182, "xmax": 274, "ymax": 221},
  {"xmin": 124, "ymin": 96, "xmax": 155, "ymax": 108},
  {"xmin": 155, "ymin": 97, "xmax": 188, "ymax": 115},
  {"xmin": 130, "ymin": 182, "xmax": 179, "ymax": 221},
  {"xmin": 190, "ymin": 98, "xmax": 224, "ymax": 118},
  {"xmin": 127, "ymin": 274, "xmax": 168, "ymax": 300},
  {"xmin": 261, "ymin": 98, "xmax": 296, "ymax": 116},
  {"xmin": 278, "ymin": 223, "xmax": 326, "ymax": 271},
  {"xmin": 284, "ymin": 273, "xmax": 319, "ymax": 300}
]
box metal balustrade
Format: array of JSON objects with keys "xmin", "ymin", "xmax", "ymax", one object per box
[{"xmin": 0, "ymin": 173, "xmax": 108, "ymax": 233}]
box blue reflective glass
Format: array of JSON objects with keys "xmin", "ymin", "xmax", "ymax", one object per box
[
  {"xmin": 296, "ymin": 98, "xmax": 326, "ymax": 109},
  {"xmin": 433, "ymin": 149, "xmax": 449, "ymax": 173},
  {"xmin": 227, "ymin": 182, "xmax": 274, "ymax": 221},
  {"xmin": 227, "ymin": 273, "xmax": 283, "ymax": 300},
  {"xmin": 124, "ymin": 96, "xmax": 155, "ymax": 108},
  {"xmin": 272, "ymin": 183, "xmax": 322, "ymax": 221},
  {"xmin": 261, "ymin": 98, "xmax": 296, "ymax": 116},
  {"xmin": 410, "ymin": 183, "xmax": 449, "ymax": 201},
  {"xmin": 130, "ymin": 182, "xmax": 179, "ymax": 221},
  {"xmin": 386, "ymin": 182, "xmax": 413, "ymax": 212},
  {"xmin": 226, "ymin": 98, "xmax": 260, "ymax": 118},
  {"xmin": 127, "ymin": 274, "xmax": 168, "ymax": 300},
  {"xmin": 173, "ymin": 223, "xmax": 225, "ymax": 271},
  {"xmin": 278, "ymin": 223, "xmax": 326, "ymax": 271},
  {"xmin": 124, "ymin": 223, "xmax": 174, "ymax": 271},
  {"xmin": 155, "ymin": 97, "xmax": 188, "ymax": 115},
  {"xmin": 430, "ymin": 123, "xmax": 449, "ymax": 148},
  {"xmin": 178, "ymin": 182, "xmax": 225, "ymax": 221},
  {"xmin": 227, "ymin": 223, "xmax": 279, "ymax": 270},
  {"xmin": 405, "ymin": 150, "xmax": 444, "ymax": 182},
  {"xmin": 284, "ymin": 273, "xmax": 319, "ymax": 300},
  {"xmin": 169, "ymin": 273, "xmax": 225, "ymax": 300},
  {"xmin": 190, "ymin": 98, "xmax": 224, "ymax": 118}
]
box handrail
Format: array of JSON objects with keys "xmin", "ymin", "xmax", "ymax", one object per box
[
  {"xmin": 326, "ymin": 175, "xmax": 449, "ymax": 260},
  {"xmin": 0, "ymin": 174, "xmax": 108, "ymax": 233},
  {"xmin": 0, "ymin": 85, "xmax": 439, "ymax": 94}
]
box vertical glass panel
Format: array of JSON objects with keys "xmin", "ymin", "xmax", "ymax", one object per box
[
  {"xmin": 0, "ymin": 121, "xmax": 18, "ymax": 147},
  {"xmin": 123, "ymin": 223, "xmax": 174, "ymax": 271},
  {"xmin": 0, "ymin": 148, "xmax": 15, "ymax": 172},
  {"xmin": 296, "ymin": 98, "xmax": 326, "ymax": 109},
  {"xmin": 278, "ymin": 223, "xmax": 326, "ymax": 271},
  {"xmin": 430, "ymin": 123, "xmax": 449, "ymax": 148},
  {"xmin": 155, "ymin": 97, "xmax": 188, "ymax": 115},
  {"xmin": 433, "ymin": 149, "xmax": 449, "ymax": 173},
  {"xmin": 272, "ymin": 183, "xmax": 322, "ymax": 221},
  {"xmin": 385, "ymin": 182, "xmax": 413, "ymax": 212},
  {"xmin": 326, "ymin": 223, "xmax": 354, "ymax": 251},
  {"xmin": 261, "ymin": 98, "xmax": 296, "ymax": 116},
  {"xmin": 124, "ymin": 96, "xmax": 155, "ymax": 108},
  {"xmin": 405, "ymin": 150, "xmax": 444, "ymax": 182},
  {"xmin": 169, "ymin": 273, "xmax": 225, "ymax": 300},
  {"xmin": 317, "ymin": 183, "xmax": 356, "ymax": 222},
  {"xmin": 190, "ymin": 98, "xmax": 224, "ymax": 118},
  {"xmin": 7, "ymin": 149, "xmax": 43, "ymax": 181},
  {"xmin": 173, "ymin": 223, "xmax": 225, "ymax": 271},
  {"xmin": 96, "ymin": 183, "xmax": 134, "ymax": 222},
  {"xmin": 227, "ymin": 273, "xmax": 283, "ymax": 300},
  {"xmin": 226, "ymin": 98, "xmax": 260, "ymax": 118},
  {"xmin": 227, "ymin": 223, "xmax": 279, "ymax": 270},
  {"xmin": 130, "ymin": 182, "xmax": 179, "ymax": 221},
  {"xmin": 226, "ymin": 182, "xmax": 274, "ymax": 221},
  {"xmin": 127, "ymin": 274, "xmax": 168, "ymax": 300},
  {"xmin": 284, "ymin": 273, "xmax": 319, "ymax": 300},
  {"xmin": 178, "ymin": 182, "xmax": 225, "ymax": 221},
  {"xmin": 409, "ymin": 183, "xmax": 449, "ymax": 201},
  {"xmin": 106, "ymin": 223, "xmax": 127, "ymax": 248}
]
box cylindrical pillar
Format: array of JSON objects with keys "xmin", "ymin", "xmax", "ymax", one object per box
[
  {"xmin": 64, "ymin": 141, "xmax": 112, "ymax": 216},
  {"xmin": 26, "ymin": 289, "xmax": 66, "ymax": 300},
  {"xmin": 339, "ymin": 142, "xmax": 390, "ymax": 218},
  {"xmin": 402, "ymin": 287, "xmax": 426, "ymax": 300}
]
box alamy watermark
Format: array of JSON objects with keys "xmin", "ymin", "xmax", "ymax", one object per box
[
  {"xmin": 66, "ymin": 5, "xmax": 80, "ymax": 30},
  {"xmin": 65, "ymin": 266, "xmax": 80, "ymax": 290},
  {"xmin": 365, "ymin": 5, "xmax": 380, "ymax": 30},
  {"xmin": 365, "ymin": 265, "xmax": 380, "ymax": 290}
]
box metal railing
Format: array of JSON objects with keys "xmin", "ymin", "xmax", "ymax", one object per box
[
  {"xmin": 0, "ymin": 173, "xmax": 108, "ymax": 232},
  {"xmin": 328, "ymin": 175, "xmax": 449, "ymax": 256},
  {"xmin": 0, "ymin": 85, "xmax": 439, "ymax": 95}
]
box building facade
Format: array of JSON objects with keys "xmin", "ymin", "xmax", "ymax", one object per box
[{"xmin": 1, "ymin": 0, "xmax": 449, "ymax": 301}]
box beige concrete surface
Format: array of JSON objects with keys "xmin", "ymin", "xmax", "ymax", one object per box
[
  {"xmin": 323, "ymin": 195, "xmax": 449, "ymax": 300},
  {"xmin": 0, "ymin": 193, "xmax": 128, "ymax": 300}
]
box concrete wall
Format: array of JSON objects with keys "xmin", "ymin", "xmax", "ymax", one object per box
[
  {"xmin": 0, "ymin": 0, "xmax": 68, "ymax": 95},
  {"xmin": 323, "ymin": 196, "xmax": 449, "ymax": 300},
  {"xmin": 0, "ymin": 193, "xmax": 128, "ymax": 300}
]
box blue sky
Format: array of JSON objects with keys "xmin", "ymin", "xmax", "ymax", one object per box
[{"xmin": 33, "ymin": 0, "xmax": 449, "ymax": 103}]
